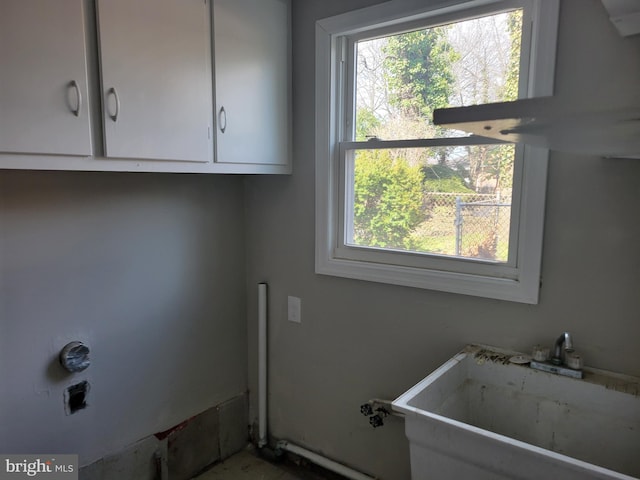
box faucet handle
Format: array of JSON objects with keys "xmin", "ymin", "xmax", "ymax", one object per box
[
  {"xmin": 565, "ymin": 351, "xmax": 583, "ymax": 370},
  {"xmin": 532, "ymin": 345, "xmax": 549, "ymax": 361}
]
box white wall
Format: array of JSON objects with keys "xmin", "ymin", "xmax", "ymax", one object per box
[
  {"xmin": 245, "ymin": 0, "xmax": 640, "ymax": 478},
  {"xmin": 0, "ymin": 171, "xmax": 247, "ymax": 466}
]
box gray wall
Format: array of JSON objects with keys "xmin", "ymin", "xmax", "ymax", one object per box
[
  {"xmin": 0, "ymin": 171, "xmax": 247, "ymax": 466},
  {"xmin": 245, "ymin": 0, "xmax": 640, "ymax": 478}
]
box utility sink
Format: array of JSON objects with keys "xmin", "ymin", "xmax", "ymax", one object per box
[{"xmin": 392, "ymin": 345, "xmax": 640, "ymax": 480}]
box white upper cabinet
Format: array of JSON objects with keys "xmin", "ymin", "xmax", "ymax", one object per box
[
  {"xmin": 96, "ymin": 0, "xmax": 213, "ymax": 163},
  {"xmin": 0, "ymin": 0, "xmax": 290, "ymax": 173},
  {"xmin": 213, "ymin": 0, "xmax": 290, "ymax": 168},
  {"xmin": 0, "ymin": 0, "xmax": 92, "ymax": 156}
]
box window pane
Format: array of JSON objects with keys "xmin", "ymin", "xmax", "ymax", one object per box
[
  {"xmin": 347, "ymin": 144, "xmax": 515, "ymax": 262},
  {"xmin": 354, "ymin": 9, "xmax": 523, "ymax": 141}
]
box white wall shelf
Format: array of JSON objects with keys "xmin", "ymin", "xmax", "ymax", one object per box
[
  {"xmin": 601, "ymin": 0, "xmax": 640, "ymax": 37},
  {"xmin": 433, "ymin": 97, "xmax": 640, "ymax": 159}
]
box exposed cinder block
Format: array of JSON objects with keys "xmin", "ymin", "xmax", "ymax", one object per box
[
  {"xmin": 79, "ymin": 435, "xmax": 164, "ymax": 480},
  {"xmin": 167, "ymin": 406, "xmax": 220, "ymax": 480},
  {"xmin": 218, "ymin": 392, "xmax": 249, "ymax": 460},
  {"xmin": 104, "ymin": 436, "xmax": 163, "ymax": 480},
  {"xmin": 79, "ymin": 394, "xmax": 249, "ymax": 480}
]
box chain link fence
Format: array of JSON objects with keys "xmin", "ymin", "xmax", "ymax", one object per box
[{"xmin": 416, "ymin": 192, "xmax": 511, "ymax": 261}]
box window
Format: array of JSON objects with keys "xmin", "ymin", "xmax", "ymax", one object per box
[{"xmin": 316, "ymin": 0, "xmax": 559, "ymax": 303}]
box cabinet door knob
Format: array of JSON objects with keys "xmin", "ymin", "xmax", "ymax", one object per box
[
  {"xmin": 68, "ymin": 80, "xmax": 82, "ymax": 117},
  {"xmin": 107, "ymin": 87, "xmax": 120, "ymax": 122},
  {"xmin": 218, "ymin": 106, "xmax": 227, "ymax": 133}
]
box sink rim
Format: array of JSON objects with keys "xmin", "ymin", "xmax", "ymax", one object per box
[{"xmin": 391, "ymin": 344, "xmax": 640, "ymax": 480}]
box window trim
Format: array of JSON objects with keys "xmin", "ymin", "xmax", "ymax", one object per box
[{"xmin": 315, "ymin": 0, "xmax": 560, "ymax": 304}]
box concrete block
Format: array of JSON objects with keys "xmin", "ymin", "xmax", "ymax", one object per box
[
  {"xmin": 218, "ymin": 392, "xmax": 249, "ymax": 460},
  {"xmin": 167, "ymin": 407, "xmax": 220, "ymax": 480}
]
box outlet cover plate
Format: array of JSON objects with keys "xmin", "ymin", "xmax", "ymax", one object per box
[{"xmin": 287, "ymin": 296, "xmax": 301, "ymax": 323}]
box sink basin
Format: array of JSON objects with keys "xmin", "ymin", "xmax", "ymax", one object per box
[{"xmin": 392, "ymin": 345, "xmax": 640, "ymax": 480}]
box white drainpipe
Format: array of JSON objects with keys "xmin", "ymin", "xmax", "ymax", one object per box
[
  {"xmin": 258, "ymin": 283, "xmax": 268, "ymax": 448},
  {"xmin": 276, "ymin": 441, "xmax": 377, "ymax": 480},
  {"xmin": 257, "ymin": 283, "xmax": 377, "ymax": 480}
]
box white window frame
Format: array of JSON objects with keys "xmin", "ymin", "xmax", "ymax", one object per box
[{"xmin": 315, "ymin": 0, "xmax": 559, "ymax": 304}]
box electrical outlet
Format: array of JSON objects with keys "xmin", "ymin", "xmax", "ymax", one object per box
[{"xmin": 287, "ymin": 296, "xmax": 301, "ymax": 323}]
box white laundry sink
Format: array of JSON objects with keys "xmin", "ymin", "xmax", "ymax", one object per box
[{"xmin": 392, "ymin": 345, "xmax": 640, "ymax": 480}]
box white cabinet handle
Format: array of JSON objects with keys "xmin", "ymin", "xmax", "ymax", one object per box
[
  {"xmin": 68, "ymin": 80, "xmax": 82, "ymax": 117},
  {"xmin": 218, "ymin": 106, "xmax": 227, "ymax": 133},
  {"xmin": 107, "ymin": 87, "xmax": 120, "ymax": 122}
]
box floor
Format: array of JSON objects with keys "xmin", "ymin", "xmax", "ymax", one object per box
[{"xmin": 194, "ymin": 447, "xmax": 347, "ymax": 480}]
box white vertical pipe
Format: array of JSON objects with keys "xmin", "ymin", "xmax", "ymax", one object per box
[
  {"xmin": 258, "ymin": 283, "xmax": 268, "ymax": 448},
  {"xmin": 257, "ymin": 283, "xmax": 375, "ymax": 479}
]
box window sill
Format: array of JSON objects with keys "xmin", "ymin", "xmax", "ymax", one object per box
[{"xmin": 316, "ymin": 254, "xmax": 540, "ymax": 304}]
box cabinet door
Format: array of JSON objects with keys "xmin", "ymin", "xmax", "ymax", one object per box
[
  {"xmin": 97, "ymin": 0, "xmax": 212, "ymax": 162},
  {"xmin": 0, "ymin": 0, "xmax": 92, "ymax": 156},
  {"xmin": 213, "ymin": 0, "xmax": 289, "ymax": 166}
]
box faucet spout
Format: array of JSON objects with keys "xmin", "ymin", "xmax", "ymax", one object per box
[{"xmin": 552, "ymin": 332, "xmax": 573, "ymax": 365}]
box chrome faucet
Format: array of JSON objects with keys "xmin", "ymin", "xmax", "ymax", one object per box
[
  {"xmin": 530, "ymin": 332, "xmax": 583, "ymax": 379},
  {"xmin": 551, "ymin": 332, "xmax": 574, "ymax": 365}
]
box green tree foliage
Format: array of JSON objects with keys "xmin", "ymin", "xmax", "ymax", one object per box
[
  {"xmin": 422, "ymin": 164, "xmax": 474, "ymax": 193},
  {"xmin": 382, "ymin": 28, "xmax": 458, "ymax": 120},
  {"xmin": 355, "ymin": 107, "xmax": 381, "ymax": 141},
  {"xmin": 353, "ymin": 150, "xmax": 425, "ymax": 249},
  {"xmin": 504, "ymin": 10, "xmax": 523, "ymax": 102}
]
